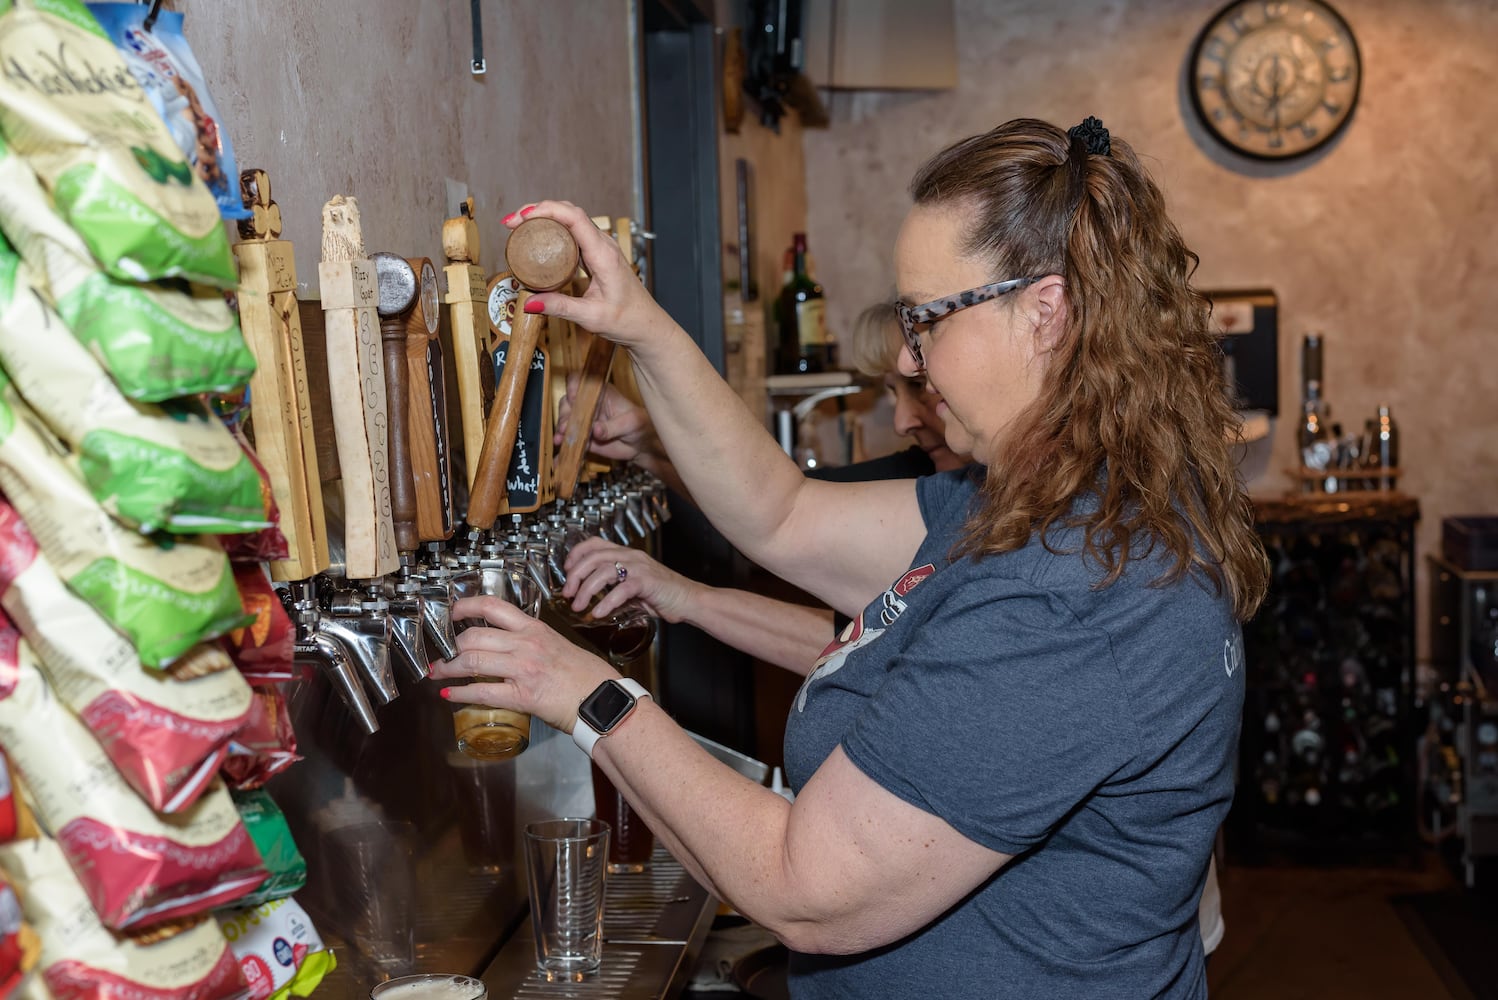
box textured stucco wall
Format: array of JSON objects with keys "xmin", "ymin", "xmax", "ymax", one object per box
[
  {"xmin": 803, "ymin": 0, "xmax": 1498, "ymax": 659},
  {"xmin": 177, "ymin": 0, "xmax": 636, "ymax": 291}
]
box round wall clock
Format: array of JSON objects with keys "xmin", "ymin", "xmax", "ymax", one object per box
[{"xmin": 1190, "ymin": 0, "xmax": 1361, "ymax": 160}]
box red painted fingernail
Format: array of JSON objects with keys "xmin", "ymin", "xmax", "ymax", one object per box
[
  {"xmin": 439, "ymin": 687, "xmax": 451, "ymax": 700},
  {"xmin": 520, "ymin": 205, "xmax": 537, "ymax": 217},
  {"xmin": 523, "ymin": 298, "xmax": 546, "ymax": 314},
  {"xmin": 502, "ymin": 211, "xmax": 519, "ymax": 226}
]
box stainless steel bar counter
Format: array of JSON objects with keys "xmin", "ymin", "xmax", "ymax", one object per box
[{"xmin": 479, "ymin": 847, "xmax": 716, "ymax": 999}]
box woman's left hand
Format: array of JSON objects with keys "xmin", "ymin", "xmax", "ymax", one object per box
[{"xmin": 429, "ymin": 596, "xmax": 619, "ymax": 734}]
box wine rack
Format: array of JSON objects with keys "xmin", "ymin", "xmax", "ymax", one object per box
[{"xmin": 1229, "ymin": 494, "xmax": 1421, "ymax": 862}]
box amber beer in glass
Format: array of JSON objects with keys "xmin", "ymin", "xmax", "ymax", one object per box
[{"xmin": 590, "ymin": 762, "xmax": 653, "ymax": 872}]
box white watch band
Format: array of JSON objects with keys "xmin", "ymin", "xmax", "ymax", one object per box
[{"xmin": 572, "ymin": 678, "xmax": 651, "ymax": 759}]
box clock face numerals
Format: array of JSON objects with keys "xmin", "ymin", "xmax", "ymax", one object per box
[{"xmin": 1192, "ymin": 0, "xmax": 1360, "ymax": 159}]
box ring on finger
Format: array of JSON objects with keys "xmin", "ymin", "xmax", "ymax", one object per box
[{"xmin": 614, "ymin": 561, "xmax": 628, "ymax": 584}]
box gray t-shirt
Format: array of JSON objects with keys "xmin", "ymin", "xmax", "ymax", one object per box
[{"xmin": 783, "ymin": 469, "xmax": 1244, "ymax": 999}]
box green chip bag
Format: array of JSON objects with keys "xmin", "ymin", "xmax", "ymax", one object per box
[
  {"xmin": 0, "ymin": 234, "xmax": 267, "ymax": 532},
  {"xmin": 0, "ymin": 126, "xmax": 255, "ymax": 401},
  {"xmin": 228, "ymin": 789, "xmax": 307, "ymax": 908},
  {"xmin": 0, "ymin": 367, "xmax": 250, "ymax": 666},
  {"xmin": 0, "ymin": 0, "xmax": 237, "ymax": 286}
]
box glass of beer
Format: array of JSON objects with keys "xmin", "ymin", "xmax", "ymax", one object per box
[
  {"xmin": 590, "ymin": 761, "xmax": 654, "ymax": 873},
  {"xmin": 369, "ymin": 974, "xmax": 486, "ymax": 1000},
  {"xmin": 450, "ymin": 549, "xmax": 541, "ymax": 759}
]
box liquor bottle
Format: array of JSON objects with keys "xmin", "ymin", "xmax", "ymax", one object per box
[
  {"xmin": 1375, "ymin": 404, "xmax": 1398, "ymax": 490},
  {"xmin": 775, "ymin": 232, "xmax": 834, "ymax": 374}
]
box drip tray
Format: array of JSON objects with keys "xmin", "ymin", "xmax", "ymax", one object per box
[{"xmin": 481, "ymin": 847, "xmax": 715, "ymax": 999}]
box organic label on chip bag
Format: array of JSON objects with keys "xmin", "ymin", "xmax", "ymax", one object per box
[
  {"xmin": 0, "ymin": 134, "xmax": 254, "ymax": 402},
  {"xmin": 0, "ymin": 376, "xmax": 250, "ymax": 668},
  {"xmin": 0, "ymin": 238, "xmax": 266, "ymax": 534},
  {"xmin": 0, "ymin": 0, "xmax": 237, "ymax": 286},
  {"xmin": 215, "ymin": 898, "xmax": 329, "ymax": 1000},
  {"xmin": 0, "ymin": 503, "xmax": 253, "ymax": 812},
  {"xmin": 0, "ymin": 836, "xmax": 246, "ymax": 1000},
  {"xmin": 0, "ymin": 640, "xmax": 268, "ymax": 930}
]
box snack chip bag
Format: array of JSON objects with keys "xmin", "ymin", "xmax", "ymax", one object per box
[
  {"xmin": 226, "ymin": 791, "xmax": 305, "ymax": 909},
  {"xmin": 0, "ymin": 237, "xmax": 267, "ymax": 534},
  {"xmin": 0, "ymin": 639, "xmax": 268, "ymax": 930},
  {"xmin": 0, "ymin": 133, "xmax": 254, "ymax": 402},
  {"xmin": 85, "ymin": 4, "xmax": 247, "ymax": 222},
  {"xmin": 220, "ymin": 565, "xmax": 294, "ymax": 684},
  {"xmin": 220, "ymin": 688, "xmax": 298, "ymax": 791},
  {"xmin": 0, "ymin": 505, "xmax": 254, "ymax": 812},
  {"xmin": 216, "ymin": 897, "xmax": 332, "ymax": 1000},
  {"xmin": 0, "ymin": 0, "xmax": 237, "ymax": 286},
  {"xmin": 0, "ymin": 378, "xmax": 251, "ymax": 668},
  {"xmin": 0, "ymin": 874, "xmax": 41, "ymax": 1000},
  {"xmin": 0, "ymin": 836, "xmax": 246, "ymax": 1000}
]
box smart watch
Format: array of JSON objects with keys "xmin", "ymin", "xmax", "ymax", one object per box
[{"xmin": 572, "ymin": 678, "xmax": 651, "ymax": 758}]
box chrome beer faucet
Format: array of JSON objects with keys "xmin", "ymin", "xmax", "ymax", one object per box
[
  {"xmin": 321, "ymin": 584, "xmax": 398, "ymax": 706},
  {"xmin": 286, "ymin": 578, "xmax": 381, "ymax": 734}
]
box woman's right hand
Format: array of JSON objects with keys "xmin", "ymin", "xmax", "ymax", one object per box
[
  {"xmin": 553, "ymin": 372, "xmax": 662, "ymax": 464},
  {"xmin": 561, "ymin": 536, "xmax": 703, "ymax": 624},
  {"xmin": 501, "ymin": 200, "xmax": 676, "ymax": 354}
]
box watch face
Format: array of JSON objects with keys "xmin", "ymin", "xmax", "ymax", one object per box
[
  {"xmin": 579, "ymin": 681, "xmax": 636, "ymax": 734},
  {"xmin": 1191, "ymin": 0, "xmax": 1361, "ymax": 160}
]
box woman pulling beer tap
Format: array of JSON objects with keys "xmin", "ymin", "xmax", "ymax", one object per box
[{"xmin": 429, "ymin": 118, "xmax": 1266, "ymax": 998}]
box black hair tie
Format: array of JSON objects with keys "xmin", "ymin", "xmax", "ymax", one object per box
[{"xmin": 1068, "ymin": 116, "xmax": 1111, "ymax": 157}]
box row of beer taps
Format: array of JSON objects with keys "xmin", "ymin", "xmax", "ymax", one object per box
[
  {"xmin": 231, "ymin": 168, "xmax": 665, "ymax": 735},
  {"xmin": 285, "ymin": 475, "xmax": 671, "ymax": 734}
]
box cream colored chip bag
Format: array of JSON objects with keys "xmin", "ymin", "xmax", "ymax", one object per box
[
  {"xmin": 0, "ymin": 235, "xmax": 266, "ymax": 533},
  {"xmin": 0, "ymin": 379, "xmax": 250, "ymax": 668},
  {"xmin": 0, "ymin": 637, "xmax": 267, "ymax": 930},
  {"xmin": 0, "ymin": 503, "xmax": 254, "ymax": 812},
  {"xmin": 0, "ymin": 129, "xmax": 254, "ymax": 402},
  {"xmin": 0, "ymin": 0, "xmax": 237, "ymax": 287},
  {"xmin": 0, "ymin": 836, "xmax": 247, "ymax": 1000}
]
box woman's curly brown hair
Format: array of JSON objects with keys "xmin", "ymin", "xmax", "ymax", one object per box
[{"xmin": 910, "ymin": 119, "xmax": 1269, "ymax": 621}]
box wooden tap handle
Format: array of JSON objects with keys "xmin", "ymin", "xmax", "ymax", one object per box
[
  {"xmin": 554, "ymin": 329, "xmax": 616, "ymax": 499},
  {"xmin": 504, "ymin": 218, "xmax": 579, "ymax": 293},
  {"xmin": 319, "ymin": 197, "xmax": 397, "ymax": 579},
  {"xmin": 381, "ymin": 314, "xmax": 419, "ymax": 553},
  {"xmin": 467, "ymin": 296, "xmax": 545, "ymax": 529},
  {"xmin": 403, "ymin": 258, "xmax": 451, "ymax": 540}
]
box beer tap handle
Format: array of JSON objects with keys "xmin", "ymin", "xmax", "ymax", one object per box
[
  {"xmin": 234, "ymin": 169, "xmax": 330, "ymax": 580},
  {"xmin": 403, "ymin": 257, "xmax": 454, "ymax": 541},
  {"xmin": 467, "ymin": 218, "xmax": 578, "ymax": 530},
  {"xmin": 318, "ymin": 197, "xmax": 398, "ymax": 579},
  {"xmin": 443, "ymin": 199, "xmax": 490, "ymax": 492},
  {"xmin": 555, "ymin": 217, "xmax": 633, "ymax": 499},
  {"xmin": 373, "ymin": 252, "xmax": 421, "ymax": 555}
]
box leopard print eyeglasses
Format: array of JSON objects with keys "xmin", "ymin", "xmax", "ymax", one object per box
[{"xmin": 895, "ymin": 276, "xmax": 1044, "ymax": 369}]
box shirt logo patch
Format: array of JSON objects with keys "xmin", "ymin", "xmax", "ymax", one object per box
[
  {"xmin": 795, "ymin": 562, "xmax": 937, "ymax": 713},
  {"xmin": 1223, "ymin": 636, "xmax": 1243, "ymax": 678}
]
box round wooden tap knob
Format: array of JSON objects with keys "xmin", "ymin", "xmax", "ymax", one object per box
[{"xmin": 504, "ymin": 217, "xmax": 579, "ymax": 292}]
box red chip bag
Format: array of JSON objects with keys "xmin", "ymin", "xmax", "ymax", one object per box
[
  {"xmin": 0, "ymin": 836, "xmax": 244, "ymax": 1000},
  {"xmin": 0, "ymin": 872, "xmax": 40, "ymax": 1000},
  {"xmin": 216, "ymin": 424, "xmax": 288, "ymax": 565},
  {"xmin": 0, "ymin": 509, "xmax": 253, "ymax": 813},
  {"xmin": 0, "ymin": 635, "xmax": 266, "ymax": 930},
  {"xmin": 219, "ymin": 566, "xmax": 294, "ymax": 684},
  {"xmin": 220, "ymin": 689, "xmax": 298, "ymax": 791},
  {"xmin": 0, "ymin": 752, "xmax": 16, "ymax": 845}
]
